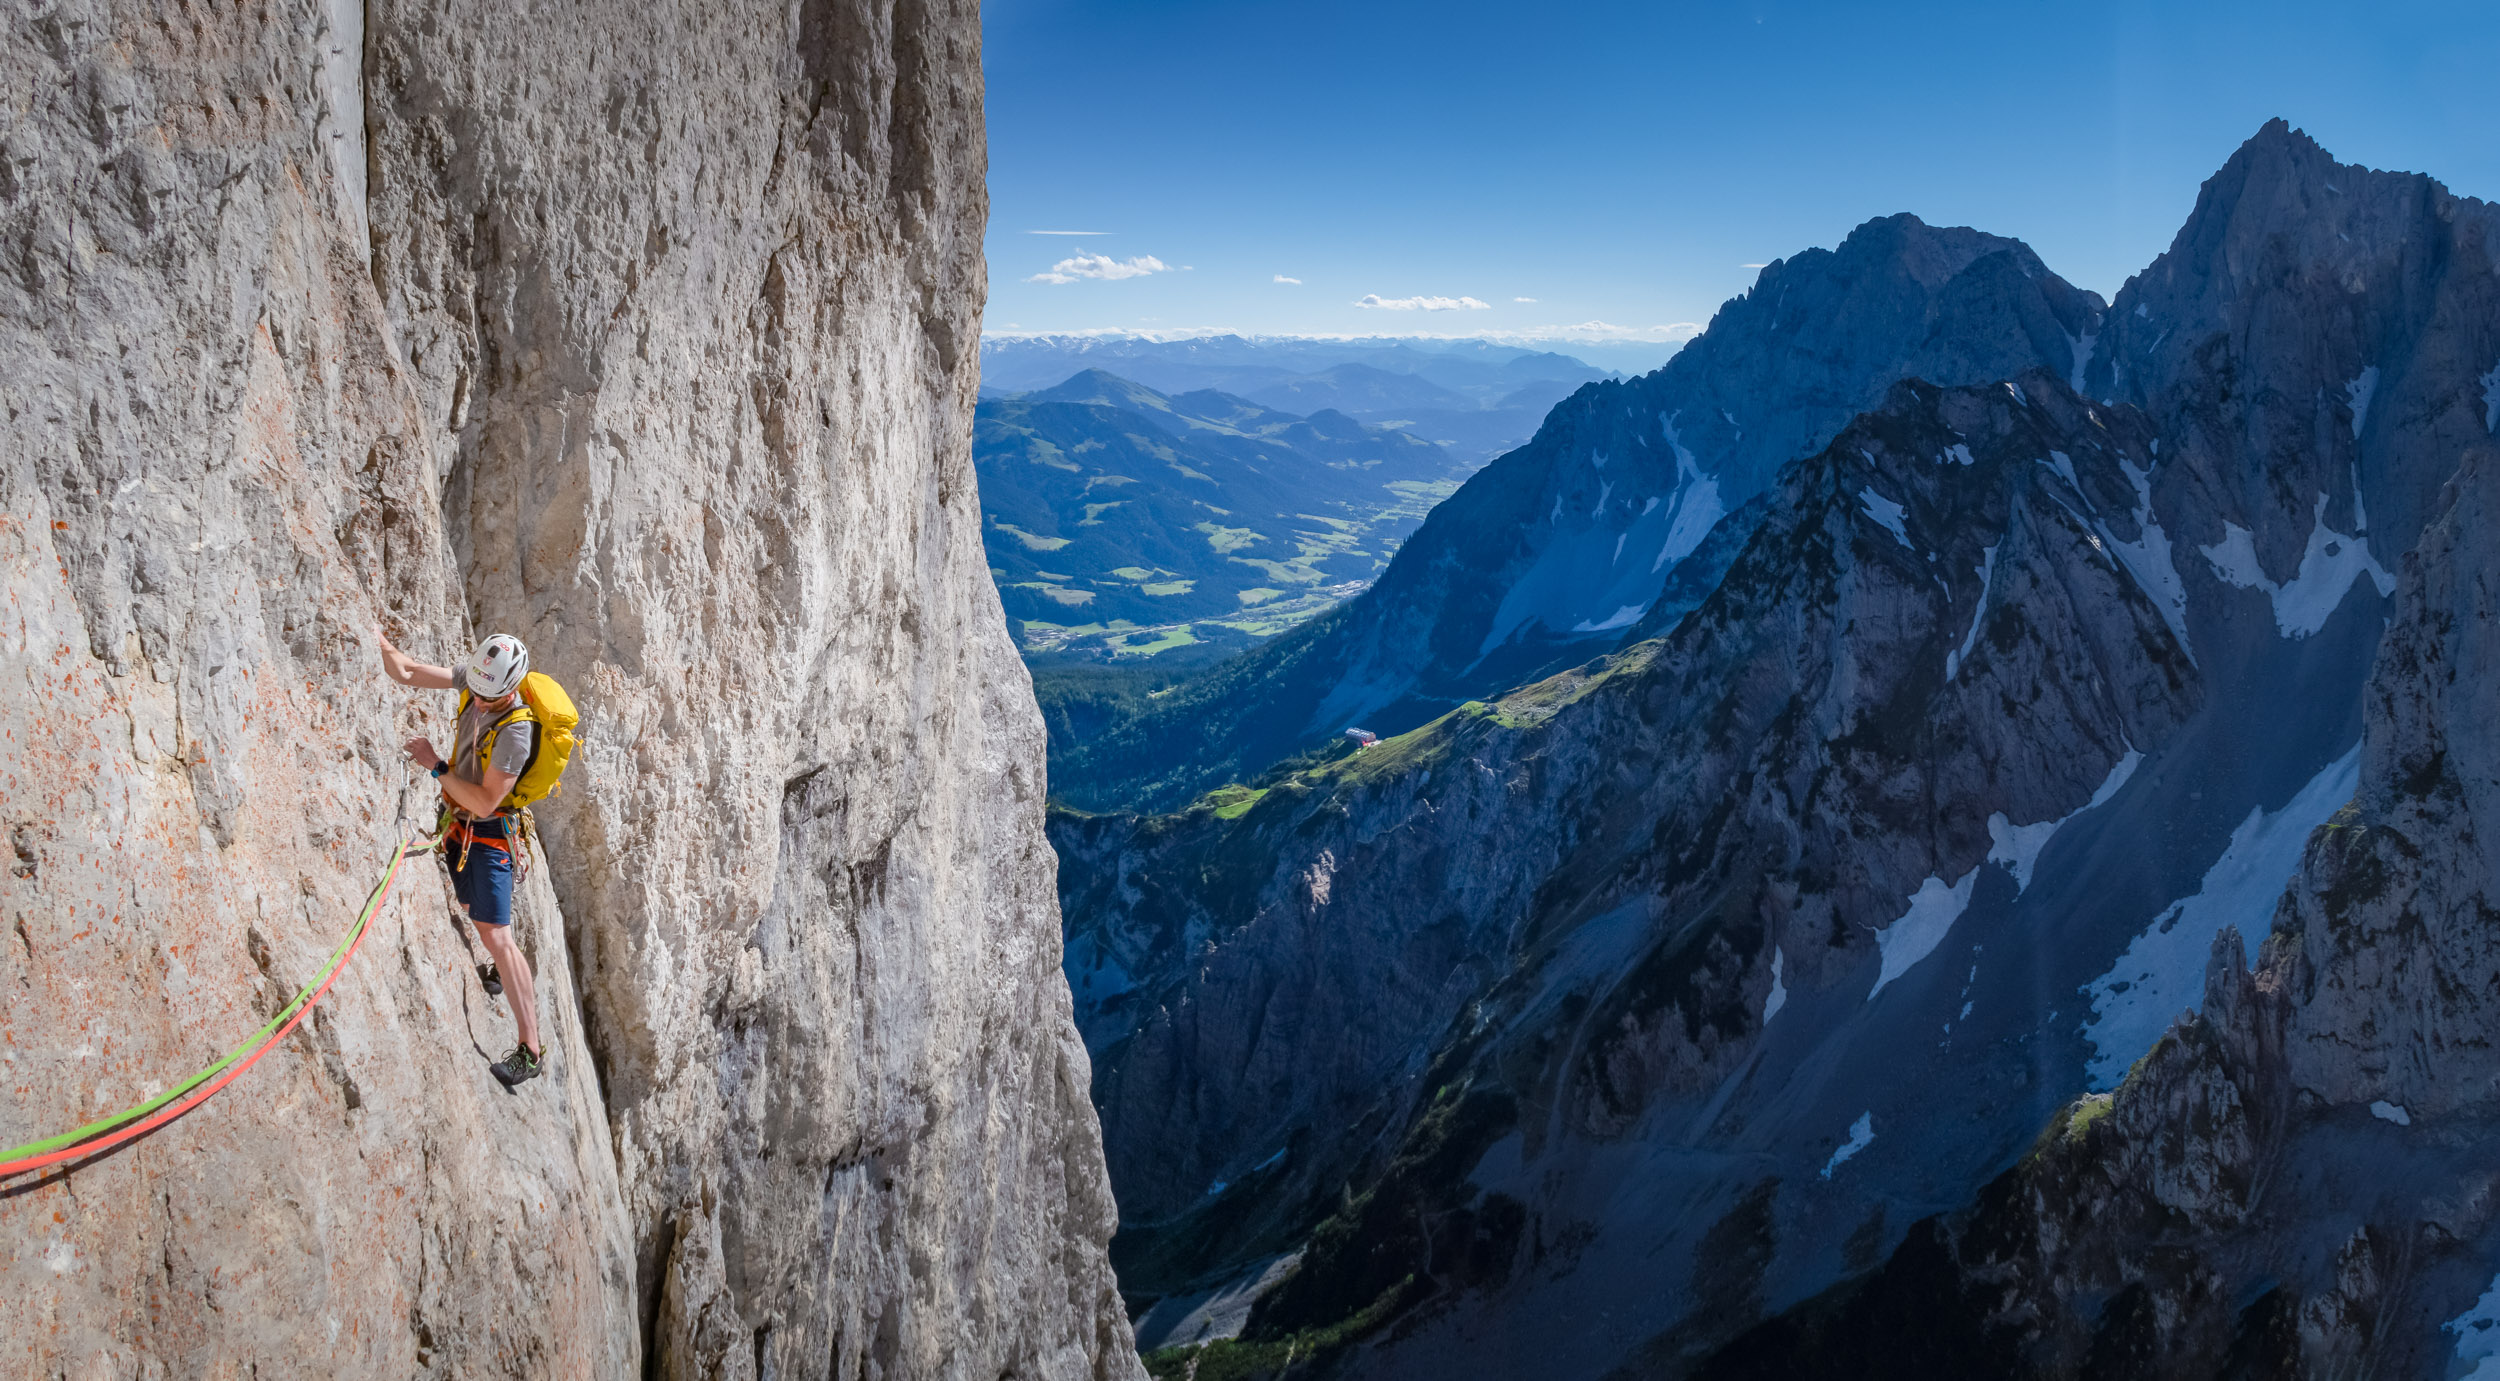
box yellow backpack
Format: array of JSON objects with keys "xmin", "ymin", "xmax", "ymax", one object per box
[{"xmin": 458, "ymin": 670, "xmax": 578, "ymax": 813}]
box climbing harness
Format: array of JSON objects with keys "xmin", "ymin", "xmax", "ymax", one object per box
[
  {"xmin": 440, "ymin": 807, "xmax": 536, "ymax": 888},
  {"xmin": 444, "ymin": 813, "xmax": 509, "ymax": 872},
  {"xmin": 0, "ymin": 826, "xmax": 439, "ymax": 1179}
]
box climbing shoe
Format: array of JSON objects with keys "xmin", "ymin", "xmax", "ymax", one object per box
[
  {"xmin": 491, "ymin": 1044, "xmax": 543, "ymax": 1088},
  {"xmin": 478, "ymin": 962, "xmax": 502, "ymax": 997}
]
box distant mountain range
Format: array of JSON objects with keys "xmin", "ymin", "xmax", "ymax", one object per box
[
  {"xmin": 981, "ymin": 335, "xmax": 1629, "ymax": 464},
  {"xmin": 975, "ymin": 369, "xmax": 1469, "ymax": 658},
  {"xmin": 1051, "ymin": 212, "xmax": 2105, "ymax": 812}
]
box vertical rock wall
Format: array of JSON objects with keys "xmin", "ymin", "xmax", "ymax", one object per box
[
  {"xmin": 2, "ymin": 1, "xmax": 1135, "ymax": 1377},
  {"xmin": 362, "ymin": 1, "xmax": 1134, "ymax": 1373},
  {"xmin": 0, "ymin": 2, "xmax": 636, "ymax": 1373}
]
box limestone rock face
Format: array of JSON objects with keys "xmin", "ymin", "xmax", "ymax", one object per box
[
  {"xmin": 2, "ymin": 2, "xmax": 1134, "ymax": 1378},
  {"xmin": 0, "ymin": 4, "xmax": 635, "ymax": 1373}
]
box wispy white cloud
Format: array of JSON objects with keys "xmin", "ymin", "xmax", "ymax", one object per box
[
  {"xmin": 1027, "ymin": 253, "xmax": 1171, "ymax": 285},
  {"xmin": 1274, "ymin": 274, "xmax": 1302, "ymax": 285},
  {"xmin": 1354, "ymin": 293, "xmax": 1491, "ymax": 311},
  {"xmin": 985, "ymin": 324, "xmax": 1706, "ymax": 347},
  {"xmin": 1028, "ymin": 229, "xmax": 1110, "ymax": 236},
  {"xmin": 1540, "ymin": 320, "xmax": 1705, "ymax": 342},
  {"xmin": 1513, "ymin": 296, "xmax": 1537, "ymax": 303},
  {"xmin": 1741, "ymin": 262, "xmax": 1769, "ymax": 269}
]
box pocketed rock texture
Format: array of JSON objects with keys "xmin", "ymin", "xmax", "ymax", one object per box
[
  {"xmin": 1, "ymin": 3, "xmax": 1134, "ymax": 1378},
  {"xmin": 1699, "ymin": 448, "xmax": 2500, "ymax": 1381}
]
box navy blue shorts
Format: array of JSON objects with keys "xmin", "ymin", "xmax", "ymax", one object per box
[{"xmin": 446, "ymin": 819, "xmax": 515, "ymax": 928}]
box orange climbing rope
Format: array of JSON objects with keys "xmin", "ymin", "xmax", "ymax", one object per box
[{"xmin": 0, "ymin": 827, "xmax": 437, "ymax": 1179}]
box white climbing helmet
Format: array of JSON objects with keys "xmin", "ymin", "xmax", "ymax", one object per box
[{"xmin": 463, "ymin": 634, "xmax": 529, "ymax": 700}]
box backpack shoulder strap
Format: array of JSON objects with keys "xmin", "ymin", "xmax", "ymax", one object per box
[{"xmin": 479, "ymin": 702, "xmax": 541, "ymax": 814}]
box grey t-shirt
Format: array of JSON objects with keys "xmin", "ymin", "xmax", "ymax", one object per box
[{"xmin": 450, "ymin": 696, "xmax": 535, "ymax": 818}]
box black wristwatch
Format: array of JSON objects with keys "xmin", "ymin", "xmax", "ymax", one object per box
[{"xmin": 431, "ymin": 763, "xmax": 448, "ymax": 779}]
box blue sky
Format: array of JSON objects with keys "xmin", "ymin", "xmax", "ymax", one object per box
[{"xmin": 983, "ymin": 0, "xmax": 2499, "ymax": 354}]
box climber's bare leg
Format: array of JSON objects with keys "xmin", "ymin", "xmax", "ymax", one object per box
[{"xmin": 473, "ymin": 920, "xmax": 543, "ymax": 1055}]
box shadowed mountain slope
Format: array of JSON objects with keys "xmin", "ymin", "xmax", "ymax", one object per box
[{"xmin": 1068, "ymin": 122, "xmax": 2500, "ymax": 1376}]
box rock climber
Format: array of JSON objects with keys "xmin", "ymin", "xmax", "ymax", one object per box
[{"xmin": 377, "ymin": 626, "xmax": 548, "ymax": 1088}]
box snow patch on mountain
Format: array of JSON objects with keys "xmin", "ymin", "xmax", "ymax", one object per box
[
  {"xmin": 1655, "ymin": 477, "xmax": 1724, "ymax": 573},
  {"xmin": 2199, "ymin": 494, "xmax": 2394, "ymax": 638},
  {"xmin": 1661, "ymin": 411, "xmax": 1697, "ymax": 469},
  {"xmin": 1821, "ymin": 1112, "xmax": 1876, "ymax": 1178},
  {"xmin": 1941, "ymin": 443, "xmax": 1976, "ymax": 467},
  {"xmin": 1986, "ymin": 747, "xmax": 2142, "ymax": 893},
  {"xmin": 2482, "ymin": 360, "xmax": 2500, "ymax": 432},
  {"xmin": 2200, "ymin": 524, "xmax": 2269, "ymax": 588},
  {"xmin": 2445, "ymin": 1275, "xmax": 2500, "ymax": 1380},
  {"xmin": 1869, "ymin": 867, "xmax": 1980, "ymax": 1001},
  {"xmin": 2345, "ymin": 365, "xmax": 2379, "ymax": 439},
  {"xmin": 2099, "ymin": 459, "xmax": 2194, "ymax": 657},
  {"xmin": 1858, "ymin": 486, "xmax": 1912, "ymax": 549},
  {"xmin": 1968, "ymin": 444, "xmax": 2187, "ymax": 671},
  {"xmin": 1945, "ymin": 543, "xmax": 1997, "ymax": 680},
  {"xmin": 2067, "ymin": 329, "xmax": 2097, "ymax": 392},
  {"xmin": 1762, "ymin": 947, "xmax": 1788, "ymax": 1026},
  {"xmin": 1471, "ymin": 410, "xmax": 1729, "ymax": 654},
  {"xmin": 1573, "ymin": 604, "xmax": 1648, "ymax": 634},
  {"xmin": 1652, "ymin": 412, "xmax": 1725, "ymax": 572},
  {"xmin": 2081, "ymin": 744, "xmax": 2361, "ymax": 1088}
]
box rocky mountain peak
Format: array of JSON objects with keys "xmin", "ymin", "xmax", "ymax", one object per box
[
  {"xmin": 2092, "ymin": 122, "xmax": 2500, "ymax": 605},
  {"xmin": 1787, "ymin": 210, "xmax": 2056, "ymax": 292},
  {"xmin": 2130, "ymin": 117, "xmax": 2456, "ymax": 316}
]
